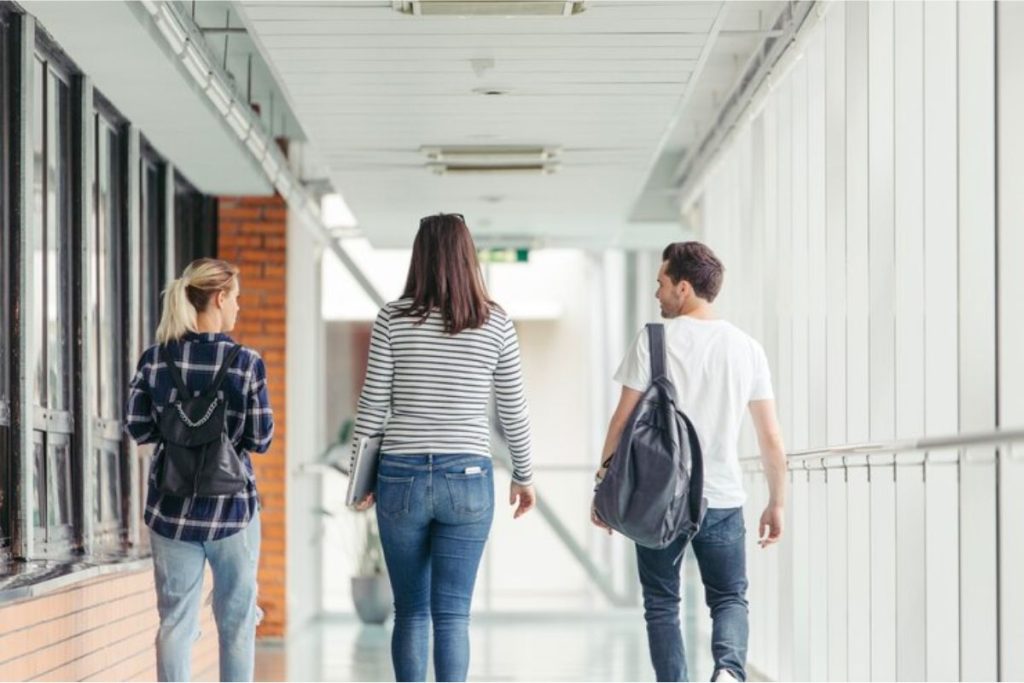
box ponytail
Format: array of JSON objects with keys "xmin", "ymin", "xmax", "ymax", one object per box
[
  {"xmin": 154, "ymin": 258, "xmax": 240, "ymax": 345},
  {"xmin": 155, "ymin": 277, "xmax": 198, "ymax": 345}
]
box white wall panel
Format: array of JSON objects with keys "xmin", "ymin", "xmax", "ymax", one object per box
[
  {"xmin": 925, "ymin": 456, "xmax": 960, "ymax": 681},
  {"xmin": 844, "ymin": 1, "xmax": 870, "ymax": 444},
  {"xmin": 806, "ymin": 31, "xmax": 827, "ymax": 450},
  {"xmin": 956, "ymin": 3, "xmax": 999, "ymax": 678},
  {"xmin": 776, "ymin": 77, "xmax": 794, "ymax": 445},
  {"xmin": 807, "ymin": 470, "xmax": 828, "ymax": 680},
  {"xmin": 825, "ymin": 467, "xmax": 848, "ymax": 680},
  {"xmin": 789, "ymin": 471, "xmax": 810, "ymax": 681},
  {"xmin": 922, "ymin": 1, "xmax": 959, "ymax": 438},
  {"xmin": 824, "ymin": 6, "xmax": 847, "ymax": 448},
  {"xmin": 845, "ymin": 462, "xmax": 871, "ymax": 682},
  {"xmin": 894, "ymin": 0, "xmax": 925, "ymax": 440},
  {"xmin": 867, "ymin": 0, "xmax": 895, "ymax": 441},
  {"xmin": 895, "ymin": 460, "xmax": 927, "ymax": 681},
  {"xmin": 868, "ymin": 460, "xmax": 896, "ymax": 680},
  {"xmin": 761, "ymin": 103, "xmax": 779, "ymax": 425},
  {"xmin": 996, "ymin": 4, "xmax": 1024, "ymax": 679},
  {"xmin": 790, "ymin": 59, "xmax": 809, "ymax": 452}
]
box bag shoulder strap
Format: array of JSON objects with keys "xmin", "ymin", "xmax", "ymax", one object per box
[
  {"xmin": 159, "ymin": 344, "xmax": 190, "ymax": 398},
  {"xmin": 646, "ymin": 323, "xmax": 667, "ymax": 381},
  {"xmin": 204, "ymin": 344, "xmax": 243, "ymax": 398}
]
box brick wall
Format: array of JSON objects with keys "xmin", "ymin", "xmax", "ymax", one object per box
[
  {"xmin": 217, "ymin": 195, "xmax": 288, "ymax": 639},
  {"xmin": 0, "ymin": 567, "xmax": 218, "ymax": 681}
]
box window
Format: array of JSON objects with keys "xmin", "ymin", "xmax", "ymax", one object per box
[
  {"xmin": 31, "ymin": 50, "xmax": 77, "ymax": 556},
  {"xmin": 0, "ymin": 9, "xmax": 15, "ymax": 556},
  {"xmin": 174, "ymin": 173, "xmax": 217, "ymax": 266},
  {"xmin": 139, "ymin": 150, "xmax": 166, "ymax": 346},
  {"xmin": 92, "ymin": 101, "xmax": 127, "ymax": 543}
]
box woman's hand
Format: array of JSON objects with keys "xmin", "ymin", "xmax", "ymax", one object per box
[
  {"xmin": 353, "ymin": 492, "xmax": 375, "ymax": 512},
  {"xmin": 509, "ymin": 483, "xmax": 536, "ymax": 519}
]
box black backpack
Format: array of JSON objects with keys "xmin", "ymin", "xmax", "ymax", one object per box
[
  {"xmin": 593, "ymin": 323, "xmax": 706, "ymax": 549},
  {"xmin": 155, "ymin": 344, "xmax": 249, "ymax": 497}
]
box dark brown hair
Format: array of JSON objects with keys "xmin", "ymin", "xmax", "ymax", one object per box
[
  {"xmin": 661, "ymin": 241, "xmax": 724, "ymax": 302},
  {"xmin": 400, "ymin": 213, "xmax": 493, "ymax": 334}
]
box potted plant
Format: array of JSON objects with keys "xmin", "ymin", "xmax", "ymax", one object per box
[{"xmin": 320, "ymin": 419, "xmax": 393, "ymax": 625}]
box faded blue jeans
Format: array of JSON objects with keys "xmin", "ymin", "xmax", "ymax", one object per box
[
  {"xmin": 150, "ymin": 512, "xmax": 261, "ymax": 682},
  {"xmin": 375, "ymin": 454, "xmax": 495, "ymax": 682},
  {"xmin": 636, "ymin": 507, "xmax": 749, "ymax": 682}
]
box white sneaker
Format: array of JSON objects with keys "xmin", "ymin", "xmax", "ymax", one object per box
[{"xmin": 714, "ymin": 669, "xmax": 738, "ymax": 682}]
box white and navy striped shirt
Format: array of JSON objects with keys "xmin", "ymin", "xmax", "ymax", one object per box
[{"xmin": 352, "ymin": 299, "xmax": 534, "ymax": 485}]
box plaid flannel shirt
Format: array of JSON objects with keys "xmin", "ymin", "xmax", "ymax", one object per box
[{"xmin": 124, "ymin": 332, "xmax": 274, "ymax": 541}]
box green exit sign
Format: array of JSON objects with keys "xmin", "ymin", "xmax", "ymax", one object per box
[{"xmin": 478, "ymin": 248, "xmax": 529, "ymax": 263}]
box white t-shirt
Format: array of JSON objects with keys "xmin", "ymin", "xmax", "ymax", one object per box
[{"xmin": 613, "ymin": 317, "xmax": 774, "ymax": 509}]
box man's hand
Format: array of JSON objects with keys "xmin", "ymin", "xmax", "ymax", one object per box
[
  {"xmin": 758, "ymin": 504, "xmax": 784, "ymax": 548},
  {"xmin": 354, "ymin": 492, "xmax": 375, "ymax": 512},
  {"xmin": 510, "ymin": 483, "xmax": 536, "ymax": 519}
]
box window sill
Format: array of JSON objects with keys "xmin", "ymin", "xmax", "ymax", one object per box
[{"xmin": 0, "ymin": 553, "xmax": 152, "ymax": 606}]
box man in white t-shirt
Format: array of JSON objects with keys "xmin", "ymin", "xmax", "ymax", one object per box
[{"xmin": 592, "ymin": 242, "xmax": 787, "ymax": 683}]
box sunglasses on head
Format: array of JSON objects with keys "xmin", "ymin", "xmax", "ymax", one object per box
[{"xmin": 420, "ymin": 212, "xmax": 465, "ymax": 225}]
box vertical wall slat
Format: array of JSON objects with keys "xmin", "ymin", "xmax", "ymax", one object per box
[
  {"xmin": 956, "ymin": 2, "xmax": 999, "ymax": 679},
  {"xmin": 995, "ymin": 3, "xmax": 1024, "ymax": 679},
  {"xmin": 844, "ymin": 1, "xmax": 870, "ymax": 444}
]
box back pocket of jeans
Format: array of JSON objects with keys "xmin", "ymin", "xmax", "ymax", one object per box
[
  {"xmin": 445, "ymin": 471, "xmax": 490, "ymax": 516},
  {"xmin": 377, "ymin": 475, "xmax": 414, "ymax": 518}
]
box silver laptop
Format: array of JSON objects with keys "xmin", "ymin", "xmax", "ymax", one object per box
[{"xmin": 346, "ymin": 434, "xmax": 383, "ymax": 508}]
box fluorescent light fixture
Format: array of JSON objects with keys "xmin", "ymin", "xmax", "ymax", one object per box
[
  {"xmin": 138, "ymin": 0, "xmax": 159, "ymax": 16},
  {"xmin": 157, "ymin": 5, "xmax": 187, "ymax": 54},
  {"xmin": 421, "ymin": 146, "xmax": 560, "ymax": 165},
  {"xmin": 226, "ymin": 102, "xmax": 252, "ymax": 139},
  {"xmin": 206, "ymin": 75, "xmax": 232, "ymax": 116},
  {"xmin": 421, "ymin": 146, "xmax": 560, "ymax": 174},
  {"xmin": 428, "ymin": 163, "xmax": 558, "ymax": 175},
  {"xmin": 321, "ymin": 193, "xmax": 358, "ymax": 229},
  {"xmin": 181, "ymin": 41, "xmax": 210, "ymax": 87},
  {"xmin": 394, "ymin": 1, "xmax": 585, "ymax": 16}
]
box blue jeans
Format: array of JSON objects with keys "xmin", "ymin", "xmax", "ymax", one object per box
[
  {"xmin": 636, "ymin": 507, "xmax": 749, "ymax": 682},
  {"xmin": 375, "ymin": 454, "xmax": 495, "ymax": 682},
  {"xmin": 150, "ymin": 512, "xmax": 261, "ymax": 682}
]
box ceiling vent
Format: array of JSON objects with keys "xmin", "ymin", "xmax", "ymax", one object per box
[
  {"xmin": 393, "ymin": 1, "xmax": 586, "ymax": 17},
  {"xmin": 421, "ymin": 146, "xmax": 560, "ymax": 175}
]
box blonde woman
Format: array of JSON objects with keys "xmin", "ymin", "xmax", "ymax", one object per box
[{"xmin": 124, "ymin": 258, "xmax": 273, "ymax": 682}]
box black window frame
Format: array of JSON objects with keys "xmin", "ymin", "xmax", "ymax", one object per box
[
  {"xmin": 91, "ymin": 91, "xmax": 129, "ymax": 547},
  {"xmin": 30, "ymin": 34, "xmax": 81, "ymax": 559},
  {"xmin": 174, "ymin": 172, "xmax": 218, "ymax": 266},
  {"xmin": 139, "ymin": 142, "xmax": 167, "ymax": 348},
  {"xmin": 0, "ymin": 7, "xmax": 18, "ymax": 561}
]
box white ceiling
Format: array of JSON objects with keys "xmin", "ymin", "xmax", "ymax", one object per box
[{"xmin": 240, "ymin": 0, "xmax": 782, "ymax": 249}]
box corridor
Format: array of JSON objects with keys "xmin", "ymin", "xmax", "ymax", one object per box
[{"xmin": 0, "ymin": 1, "xmax": 1021, "ymax": 681}]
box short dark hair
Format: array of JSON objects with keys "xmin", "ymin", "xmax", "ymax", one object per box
[{"xmin": 661, "ymin": 241, "xmax": 724, "ymax": 302}]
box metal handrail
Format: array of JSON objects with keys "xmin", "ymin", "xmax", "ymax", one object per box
[{"xmin": 740, "ymin": 426, "xmax": 1024, "ymax": 467}]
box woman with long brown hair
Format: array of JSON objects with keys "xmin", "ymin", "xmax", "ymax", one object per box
[{"xmin": 351, "ymin": 213, "xmax": 535, "ymax": 682}]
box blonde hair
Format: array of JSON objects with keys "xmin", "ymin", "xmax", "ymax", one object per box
[{"xmin": 155, "ymin": 258, "xmax": 240, "ymax": 345}]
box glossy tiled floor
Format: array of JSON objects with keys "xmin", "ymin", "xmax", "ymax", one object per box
[{"xmin": 255, "ymin": 610, "xmax": 717, "ymax": 682}]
